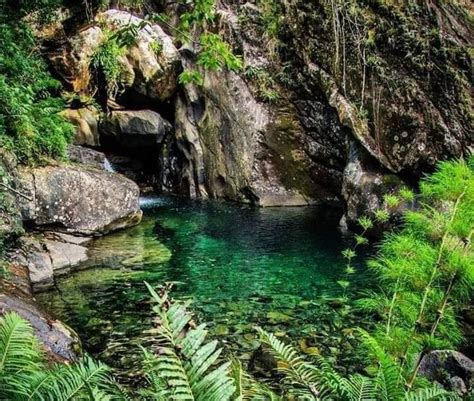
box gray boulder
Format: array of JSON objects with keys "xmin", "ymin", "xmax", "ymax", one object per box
[
  {"xmin": 101, "ymin": 109, "xmax": 172, "ymax": 147},
  {"xmin": 418, "ymin": 350, "xmax": 474, "ymax": 396},
  {"xmin": 68, "ymin": 145, "xmax": 111, "ymax": 171},
  {"xmin": 16, "ymin": 165, "xmax": 142, "ymax": 235},
  {"xmin": 12, "ymin": 233, "xmax": 90, "ymax": 290}
]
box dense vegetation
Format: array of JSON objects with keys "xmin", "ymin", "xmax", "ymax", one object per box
[
  {"xmin": 0, "ymin": 3, "xmax": 73, "ymax": 164},
  {"xmin": 0, "ymin": 0, "xmax": 472, "ymax": 399},
  {"xmin": 1, "ymin": 158, "xmax": 472, "ymax": 400}
]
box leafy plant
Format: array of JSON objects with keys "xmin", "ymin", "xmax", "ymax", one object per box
[
  {"xmin": 179, "ymin": 0, "xmax": 216, "ymax": 32},
  {"xmin": 179, "ymin": 69, "xmax": 205, "ymax": 86},
  {"xmin": 0, "ymin": 312, "xmax": 119, "ymax": 400},
  {"xmin": 257, "ymin": 328, "xmax": 457, "ymax": 400},
  {"xmin": 139, "ymin": 282, "xmax": 236, "ymax": 400},
  {"xmin": 158, "ymin": 0, "xmax": 242, "ymax": 81},
  {"xmin": 149, "ymin": 40, "xmax": 163, "ymax": 56},
  {"xmin": 0, "ymin": 23, "xmax": 74, "ymax": 164},
  {"xmin": 197, "ymin": 33, "xmax": 243, "ymax": 72},
  {"xmin": 357, "ymin": 158, "xmax": 474, "ymax": 386}
]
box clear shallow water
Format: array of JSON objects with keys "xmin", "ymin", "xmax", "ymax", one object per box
[{"xmin": 37, "ymin": 197, "xmax": 368, "ymax": 380}]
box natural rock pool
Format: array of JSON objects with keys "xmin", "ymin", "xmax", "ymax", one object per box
[{"xmin": 37, "ymin": 197, "xmax": 369, "ymax": 380}]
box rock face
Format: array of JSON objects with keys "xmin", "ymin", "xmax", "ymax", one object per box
[
  {"xmin": 0, "ymin": 262, "xmax": 80, "ymax": 361},
  {"xmin": 341, "ymin": 141, "xmax": 404, "ymax": 234},
  {"xmin": 16, "ymin": 165, "xmax": 142, "ymax": 235},
  {"xmin": 282, "ymin": 0, "xmax": 472, "ymax": 174},
  {"xmin": 47, "ymin": 9, "xmax": 181, "ymax": 101},
  {"xmin": 419, "ymin": 350, "xmax": 474, "ymax": 396},
  {"xmin": 40, "ymin": 3, "xmax": 473, "ymax": 218},
  {"xmin": 171, "ymin": 69, "xmax": 325, "ymax": 205},
  {"xmin": 12, "ymin": 233, "xmax": 90, "ymax": 290},
  {"xmin": 163, "ymin": 8, "xmax": 346, "ymax": 206},
  {"xmin": 101, "ymin": 109, "xmax": 172, "ymax": 147},
  {"xmin": 62, "ymin": 107, "xmax": 100, "ymax": 146}
]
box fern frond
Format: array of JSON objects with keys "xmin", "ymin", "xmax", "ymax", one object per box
[
  {"xmin": 339, "ymin": 374, "xmax": 377, "ymax": 401},
  {"xmin": 35, "ymin": 355, "xmax": 112, "ymax": 401},
  {"xmin": 231, "ymin": 358, "xmax": 280, "ymax": 401},
  {"xmin": 404, "ymin": 386, "xmax": 460, "ymax": 401},
  {"xmin": 141, "ymin": 282, "xmax": 236, "ymax": 401},
  {"xmin": 0, "ymin": 312, "xmax": 41, "ymax": 375},
  {"xmin": 257, "ymin": 328, "xmax": 333, "ymax": 399},
  {"xmin": 358, "ymin": 329, "xmax": 405, "ymax": 401}
]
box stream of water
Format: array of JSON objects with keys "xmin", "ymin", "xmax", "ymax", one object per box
[{"xmin": 37, "ymin": 197, "xmax": 369, "ymax": 380}]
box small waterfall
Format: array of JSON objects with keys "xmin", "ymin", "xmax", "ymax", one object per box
[
  {"xmin": 139, "ymin": 196, "xmax": 168, "ymax": 209},
  {"xmin": 103, "ymin": 157, "xmax": 116, "ymax": 173}
]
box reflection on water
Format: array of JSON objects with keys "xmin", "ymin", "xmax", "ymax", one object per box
[{"xmin": 37, "ymin": 197, "xmax": 368, "ymax": 380}]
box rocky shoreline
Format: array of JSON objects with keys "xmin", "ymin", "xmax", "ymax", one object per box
[{"xmin": 0, "ymin": 145, "xmax": 143, "ymax": 360}]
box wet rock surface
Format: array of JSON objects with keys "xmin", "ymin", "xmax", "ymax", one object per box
[{"xmin": 341, "ymin": 141, "xmax": 405, "ymax": 235}]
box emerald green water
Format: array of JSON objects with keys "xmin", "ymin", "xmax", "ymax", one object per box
[{"xmin": 37, "ymin": 197, "xmax": 367, "ymax": 380}]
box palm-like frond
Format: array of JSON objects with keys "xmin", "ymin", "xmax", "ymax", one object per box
[
  {"xmin": 339, "ymin": 374, "xmax": 377, "ymax": 401},
  {"xmin": 257, "ymin": 328, "xmax": 321, "ymax": 400},
  {"xmin": 257, "ymin": 328, "xmax": 380, "ymax": 401},
  {"xmin": 30, "ymin": 356, "xmax": 112, "ymax": 401},
  {"xmin": 0, "ymin": 312, "xmax": 41, "ymax": 375},
  {"xmin": 141, "ymin": 282, "xmax": 236, "ymax": 401},
  {"xmin": 404, "ymin": 386, "xmax": 460, "ymax": 401}
]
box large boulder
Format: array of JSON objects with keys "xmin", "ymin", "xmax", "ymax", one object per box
[
  {"xmin": 101, "ymin": 109, "xmax": 172, "ymax": 147},
  {"xmin": 16, "ymin": 165, "xmax": 142, "ymax": 235},
  {"xmin": 62, "ymin": 107, "xmax": 100, "ymax": 146},
  {"xmin": 48, "ymin": 26, "xmax": 105, "ymax": 94},
  {"xmin": 418, "ymin": 350, "xmax": 474, "ymax": 396},
  {"xmin": 169, "ymin": 65, "xmax": 335, "ymax": 206},
  {"xmin": 47, "ymin": 10, "xmax": 181, "ymax": 101}
]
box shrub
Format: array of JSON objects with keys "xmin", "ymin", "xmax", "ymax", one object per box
[{"xmin": 0, "ymin": 23, "xmax": 73, "ymax": 164}]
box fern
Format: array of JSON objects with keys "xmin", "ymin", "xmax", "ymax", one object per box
[
  {"xmin": 257, "ymin": 328, "xmax": 341, "ymax": 399},
  {"xmin": 358, "ymin": 329, "xmax": 405, "ymax": 401},
  {"xmin": 0, "ymin": 312, "xmax": 117, "ymax": 401},
  {"xmin": 140, "ymin": 282, "xmax": 236, "ymax": 401},
  {"xmin": 231, "ymin": 357, "xmax": 281, "ymax": 401},
  {"xmin": 0, "ymin": 312, "xmax": 41, "ymax": 375},
  {"xmin": 258, "ymin": 327, "xmax": 457, "ymax": 401},
  {"xmin": 339, "ymin": 375, "xmax": 377, "ymax": 401},
  {"xmin": 404, "ymin": 387, "xmax": 460, "ymax": 401},
  {"xmin": 38, "ymin": 356, "xmax": 112, "ymax": 401}
]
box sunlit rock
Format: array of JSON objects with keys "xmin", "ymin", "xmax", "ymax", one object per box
[{"xmin": 16, "ymin": 165, "xmax": 142, "ymax": 235}]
